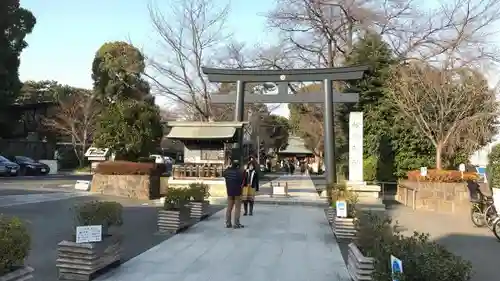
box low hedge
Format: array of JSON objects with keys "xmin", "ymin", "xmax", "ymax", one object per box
[
  {"xmin": 74, "ymin": 201, "xmax": 123, "ymax": 235},
  {"xmin": 95, "ymin": 161, "xmax": 165, "ymax": 175},
  {"xmin": 0, "ymin": 215, "xmax": 30, "ymax": 275},
  {"xmin": 355, "ymin": 212, "xmax": 472, "ymax": 281},
  {"xmin": 406, "ymin": 169, "xmax": 477, "ymax": 182}
]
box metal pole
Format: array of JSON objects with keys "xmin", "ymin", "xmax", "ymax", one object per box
[
  {"xmin": 324, "ymin": 79, "xmax": 336, "ymax": 186},
  {"xmin": 257, "ymin": 135, "xmax": 261, "ymax": 165},
  {"xmin": 234, "ymin": 80, "xmax": 245, "ymax": 165}
]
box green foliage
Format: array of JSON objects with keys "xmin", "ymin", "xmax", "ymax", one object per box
[
  {"xmin": 163, "ymin": 187, "xmax": 191, "ymax": 210},
  {"xmin": 93, "ymin": 100, "xmax": 163, "ymax": 161},
  {"xmin": 487, "ymin": 144, "xmax": 500, "ymax": 188},
  {"xmin": 363, "ymin": 156, "xmax": 377, "ymax": 181},
  {"xmin": 264, "ymin": 114, "xmax": 290, "ymax": 152},
  {"xmin": 74, "ymin": 201, "xmax": 123, "ymax": 230},
  {"xmin": 0, "ymin": 215, "xmax": 30, "ymax": 274},
  {"xmin": 356, "ymin": 212, "xmax": 472, "ymax": 281},
  {"xmin": 339, "ymin": 33, "xmax": 435, "ymax": 179},
  {"xmin": 0, "ymin": 1, "xmax": 36, "ymax": 137},
  {"xmin": 188, "ymin": 183, "xmax": 210, "ymax": 202},
  {"xmin": 92, "ymin": 41, "xmax": 150, "ymax": 102}
]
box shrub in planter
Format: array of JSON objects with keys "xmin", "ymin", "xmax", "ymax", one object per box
[
  {"xmin": 0, "ymin": 215, "xmax": 33, "ymax": 280},
  {"xmin": 57, "ymin": 201, "xmax": 123, "ymax": 280},
  {"xmin": 95, "ymin": 161, "xmax": 164, "ymax": 175},
  {"xmin": 349, "ymin": 212, "xmax": 472, "ymax": 281},
  {"xmin": 74, "ymin": 201, "xmax": 123, "ymax": 235},
  {"xmin": 328, "ymin": 184, "xmax": 358, "ymax": 239},
  {"xmin": 188, "ymin": 183, "xmax": 210, "ymax": 220},
  {"xmin": 158, "ymin": 187, "xmax": 192, "ymax": 233}
]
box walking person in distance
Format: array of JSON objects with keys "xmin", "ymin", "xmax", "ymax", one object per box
[
  {"xmin": 242, "ymin": 162, "xmax": 259, "ymax": 216},
  {"xmin": 223, "ymin": 160, "xmax": 244, "ymax": 229}
]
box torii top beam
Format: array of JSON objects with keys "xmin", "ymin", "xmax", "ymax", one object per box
[{"xmin": 202, "ymin": 66, "xmax": 368, "ymax": 83}]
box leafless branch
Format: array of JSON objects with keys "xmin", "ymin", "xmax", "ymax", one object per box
[{"xmin": 387, "ymin": 62, "xmax": 499, "ymax": 169}]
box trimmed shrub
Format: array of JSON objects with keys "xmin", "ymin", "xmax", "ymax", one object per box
[
  {"xmin": 74, "ymin": 201, "xmax": 123, "ymax": 234},
  {"xmin": 363, "ymin": 156, "xmax": 377, "ymax": 182},
  {"xmin": 163, "ymin": 187, "xmax": 191, "ymax": 210},
  {"xmin": 95, "ymin": 161, "xmax": 165, "ymax": 175},
  {"xmin": 0, "ymin": 216, "xmax": 30, "ymax": 275},
  {"xmin": 406, "ymin": 169, "xmax": 477, "ymax": 182},
  {"xmin": 487, "ymin": 144, "xmax": 500, "ymax": 188},
  {"xmin": 188, "ymin": 183, "xmax": 210, "ymax": 202},
  {"xmin": 137, "ymin": 156, "xmax": 155, "ymax": 163},
  {"xmin": 355, "ymin": 212, "xmax": 472, "ymax": 281}
]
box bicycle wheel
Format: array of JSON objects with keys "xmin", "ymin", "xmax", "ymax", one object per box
[
  {"xmin": 471, "ymin": 204, "xmax": 486, "ymax": 227},
  {"xmin": 492, "ymin": 218, "xmax": 500, "ymax": 241},
  {"xmin": 485, "ymin": 205, "xmax": 497, "ymax": 229}
]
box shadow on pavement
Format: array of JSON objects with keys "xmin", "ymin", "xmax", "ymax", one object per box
[
  {"xmin": 435, "ymin": 233, "xmax": 500, "ymax": 281},
  {"xmin": 0, "ymin": 195, "xmax": 224, "ymax": 281}
]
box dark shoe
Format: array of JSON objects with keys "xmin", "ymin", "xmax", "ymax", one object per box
[
  {"xmin": 249, "ymin": 212, "xmax": 253, "ymax": 216},
  {"xmin": 225, "ymin": 222, "xmax": 232, "ymax": 228},
  {"xmin": 243, "ymin": 213, "xmax": 247, "ymax": 216},
  {"xmin": 233, "ymin": 223, "xmax": 244, "ymax": 229}
]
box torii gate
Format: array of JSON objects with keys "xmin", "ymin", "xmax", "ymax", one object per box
[{"xmin": 202, "ymin": 66, "xmax": 368, "ymax": 185}]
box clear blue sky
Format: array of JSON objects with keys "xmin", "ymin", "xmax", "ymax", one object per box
[{"xmin": 18, "ymin": 0, "xmax": 275, "ymax": 89}]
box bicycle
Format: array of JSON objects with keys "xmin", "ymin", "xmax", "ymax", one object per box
[
  {"xmin": 491, "ymin": 216, "xmax": 500, "ymax": 241},
  {"xmin": 470, "ymin": 193, "xmax": 497, "ymax": 229}
]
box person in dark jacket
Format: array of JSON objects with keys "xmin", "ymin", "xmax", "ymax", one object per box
[
  {"xmin": 223, "ymin": 160, "xmax": 244, "ymax": 228},
  {"xmin": 242, "ymin": 162, "xmax": 259, "ymax": 216}
]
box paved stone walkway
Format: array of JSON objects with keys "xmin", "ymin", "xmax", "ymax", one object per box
[{"xmin": 98, "ymin": 205, "xmax": 349, "ymax": 281}]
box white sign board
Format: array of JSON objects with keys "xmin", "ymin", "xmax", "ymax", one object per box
[
  {"xmin": 348, "ymin": 112, "xmax": 364, "ymax": 183},
  {"xmin": 336, "ymin": 200, "xmax": 347, "ymax": 218},
  {"xmin": 273, "ymin": 185, "xmax": 286, "ymax": 196},
  {"xmin": 74, "ymin": 180, "xmax": 91, "ymax": 191},
  {"xmin": 420, "ymin": 167, "xmax": 427, "ymax": 177},
  {"xmin": 459, "ymin": 163, "xmax": 465, "ymax": 172},
  {"xmin": 391, "ymin": 255, "xmax": 403, "ymax": 281},
  {"xmin": 76, "ymin": 225, "xmax": 102, "ymax": 243}
]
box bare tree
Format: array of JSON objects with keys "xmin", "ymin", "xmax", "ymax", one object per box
[
  {"xmin": 43, "ymin": 92, "xmax": 101, "ymax": 166},
  {"xmin": 266, "ymin": 0, "xmax": 500, "ymax": 68},
  {"xmin": 386, "ymin": 62, "xmax": 499, "ymax": 169},
  {"xmin": 146, "ymin": 0, "xmax": 231, "ymax": 121}
]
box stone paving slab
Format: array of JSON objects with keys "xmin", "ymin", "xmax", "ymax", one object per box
[{"xmin": 97, "ymin": 205, "xmax": 350, "ymax": 281}]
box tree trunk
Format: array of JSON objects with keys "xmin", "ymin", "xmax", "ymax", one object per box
[{"xmin": 436, "ymin": 143, "xmax": 443, "ymax": 170}]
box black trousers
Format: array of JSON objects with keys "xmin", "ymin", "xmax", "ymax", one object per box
[{"xmin": 243, "ymin": 200, "xmax": 254, "ymax": 214}]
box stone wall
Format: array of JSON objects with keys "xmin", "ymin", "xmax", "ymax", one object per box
[
  {"xmin": 167, "ymin": 179, "xmax": 227, "ymax": 197},
  {"xmin": 397, "ymin": 180, "xmax": 475, "ymax": 213},
  {"xmin": 91, "ymin": 174, "xmax": 161, "ymax": 200}
]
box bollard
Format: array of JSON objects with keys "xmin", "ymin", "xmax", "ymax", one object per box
[
  {"xmin": 270, "ymin": 182, "xmax": 274, "ymax": 197},
  {"xmin": 285, "ymin": 182, "xmax": 289, "ymax": 197},
  {"xmin": 278, "ymin": 182, "xmax": 280, "ymax": 187}
]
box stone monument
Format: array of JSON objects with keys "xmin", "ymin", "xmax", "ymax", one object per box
[{"xmin": 346, "ymin": 112, "xmax": 385, "ymax": 212}]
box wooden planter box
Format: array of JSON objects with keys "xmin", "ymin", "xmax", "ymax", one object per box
[
  {"xmin": 327, "ymin": 209, "xmax": 356, "ymax": 239},
  {"xmin": 157, "ymin": 208, "xmax": 191, "ymax": 233},
  {"xmin": 56, "ymin": 235, "xmax": 122, "ymax": 280},
  {"xmin": 0, "ymin": 266, "xmax": 34, "ymax": 281},
  {"xmin": 347, "ymin": 242, "xmax": 374, "ymax": 281},
  {"xmin": 325, "ymin": 207, "xmax": 335, "ymax": 224},
  {"xmin": 189, "ymin": 201, "xmax": 210, "ymax": 221},
  {"xmin": 332, "ymin": 216, "xmax": 356, "ymax": 239}
]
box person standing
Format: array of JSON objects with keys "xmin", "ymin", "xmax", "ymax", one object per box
[
  {"xmin": 223, "ymin": 160, "xmax": 244, "ymax": 228},
  {"xmin": 242, "ymin": 162, "xmax": 259, "ymax": 216}
]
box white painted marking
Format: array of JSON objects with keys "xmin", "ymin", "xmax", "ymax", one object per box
[{"xmin": 0, "ymin": 192, "xmax": 90, "ymax": 208}]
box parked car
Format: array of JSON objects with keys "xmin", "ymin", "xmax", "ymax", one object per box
[
  {"xmin": 8, "ymin": 156, "xmax": 50, "ymax": 176},
  {"xmin": 0, "ymin": 156, "xmax": 20, "ymax": 176}
]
